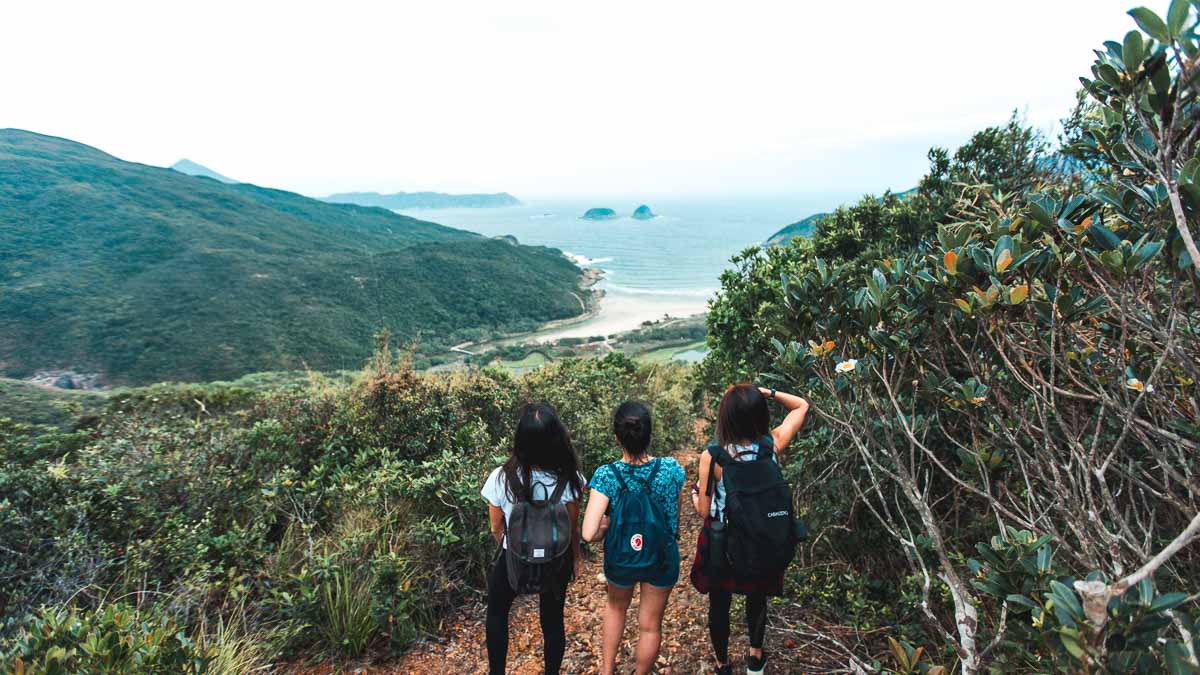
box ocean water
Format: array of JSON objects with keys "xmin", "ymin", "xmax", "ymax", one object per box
[{"xmin": 400, "ymin": 197, "xmax": 852, "ymax": 338}]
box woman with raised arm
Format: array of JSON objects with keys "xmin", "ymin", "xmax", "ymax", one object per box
[
  {"xmin": 690, "ymin": 384, "xmax": 809, "ymax": 675},
  {"xmin": 582, "ymin": 402, "xmax": 687, "ymax": 675},
  {"xmin": 480, "ymin": 402, "xmax": 585, "ymax": 675}
]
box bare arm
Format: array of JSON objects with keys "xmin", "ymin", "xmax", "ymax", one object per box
[
  {"xmin": 567, "ymin": 501, "xmax": 582, "ymax": 565},
  {"xmin": 691, "ymin": 451, "xmax": 719, "ymax": 519},
  {"xmin": 488, "ymin": 504, "xmax": 505, "ymax": 546},
  {"xmin": 582, "ymin": 489, "xmax": 610, "ymax": 542},
  {"xmin": 761, "ymin": 387, "xmax": 809, "ymax": 460}
]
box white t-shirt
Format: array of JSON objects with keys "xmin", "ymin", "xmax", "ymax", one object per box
[{"xmin": 481, "ymin": 466, "xmax": 581, "ymax": 548}]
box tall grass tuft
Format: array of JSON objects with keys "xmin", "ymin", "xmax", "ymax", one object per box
[
  {"xmin": 319, "ymin": 566, "xmax": 374, "ymax": 658},
  {"xmin": 198, "ymin": 602, "xmax": 273, "ymax": 674}
]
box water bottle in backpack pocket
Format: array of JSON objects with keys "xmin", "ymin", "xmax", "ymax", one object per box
[
  {"xmin": 710, "ymin": 438, "xmax": 799, "ymax": 578},
  {"xmin": 706, "ymin": 520, "xmax": 731, "ymax": 575},
  {"xmin": 504, "ymin": 476, "xmax": 573, "ymax": 594},
  {"xmin": 603, "ymin": 458, "xmax": 670, "ymax": 581}
]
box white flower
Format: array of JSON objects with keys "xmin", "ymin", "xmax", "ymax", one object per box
[
  {"xmin": 1126, "ymin": 378, "xmax": 1153, "ymax": 393},
  {"xmin": 836, "ymin": 359, "xmax": 858, "ymax": 374}
]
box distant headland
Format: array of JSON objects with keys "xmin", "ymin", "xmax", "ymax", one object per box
[{"xmin": 170, "ymin": 159, "xmax": 236, "ymax": 184}]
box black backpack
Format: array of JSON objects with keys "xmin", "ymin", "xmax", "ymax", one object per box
[
  {"xmin": 503, "ymin": 473, "xmax": 573, "ymax": 595},
  {"xmin": 707, "ymin": 436, "xmax": 799, "ymax": 577}
]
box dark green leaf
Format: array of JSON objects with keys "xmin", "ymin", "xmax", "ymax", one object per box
[
  {"xmin": 1137, "ymin": 577, "xmax": 1155, "ymax": 606},
  {"xmin": 1059, "ymin": 628, "xmax": 1085, "ymax": 659},
  {"xmin": 1095, "ymin": 63, "xmax": 1124, "ymax": 88},
  {"xmin": 1168, "ymin": 0, "xmax": 1192, "ymax": 37},
  {"xmin": 1049, "ymin": 580, "xmax": 1085, "ymax": 620},
  {"xmin": 1150, "ymin": 592, "xmax": 1189, "ymax": 612},
  {"xmin": 1130, "ymin": 7, "xmax": 1171, "ymax": 41},
  {"xmin": 1088, "ymin": 223, "xmax": 1123, "ymax": 250},
  {"xmin": 1124, "ymin": 30, "xmax": 1146, "ymax": 72},
  {"xmin": 1164, "ymin": 640, "xmax": 1191, "ymax": 675},
  {"xmin": 1006, "ymin": 594, "xmax": 1042, "ymax": 612}
]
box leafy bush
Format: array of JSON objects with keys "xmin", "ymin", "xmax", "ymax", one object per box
[
  {"xmin": 700, "ymin": 2, "xmax": 1200, "ymax": 670},
  {"xmin": 4, "ymin": 603, "xmax": 208, "ymax": 674},
  {"xmin": 0, "ymin": 349, "xmax": 697, "ymax": 666}
]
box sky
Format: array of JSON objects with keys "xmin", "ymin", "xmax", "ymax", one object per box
[{"xmin": 3, "ymin": 0, "xmax": 1141, "ymax": 199}]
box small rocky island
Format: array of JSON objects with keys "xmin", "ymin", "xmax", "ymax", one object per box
[
  {"xmin": 581, "ymin": 207, "xmax": 619, "ymax": 220},
  {"xmin": 632, "ymin": 204, "xmax": 656, "ymax": 220}
]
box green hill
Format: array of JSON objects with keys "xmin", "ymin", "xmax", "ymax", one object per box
[
  {"xmin": 765, "ymin": 188, "xmax": 919, "ymax": 247},
  {"xmin": 0, "ymin": 129, "xmax": 583, "ymax": 385},
  {"xmin": 764, "ymin": 211, "xmax": 827, "ymax": 246}
]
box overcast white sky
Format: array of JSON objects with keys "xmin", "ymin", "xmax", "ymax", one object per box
[{"xmin": 4, "ymin": 0, "xmax": 1140, "ymax": 198}]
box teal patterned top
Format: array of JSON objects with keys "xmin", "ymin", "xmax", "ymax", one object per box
[{"xmin": 589, "ymin": 456, "xmax": 686, "ymax": 536}]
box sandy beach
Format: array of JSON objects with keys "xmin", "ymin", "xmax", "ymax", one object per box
[{"xmin": 532, "ymin": 287, "xmax": 708, "ymax": 342}]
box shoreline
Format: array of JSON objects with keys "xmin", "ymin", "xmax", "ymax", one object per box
[{"xmin": 440, "ymin": 266, "xmax": 710, "ymax": 362}]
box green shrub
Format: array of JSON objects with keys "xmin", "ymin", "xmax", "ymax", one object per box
[
  {"xmin": 3, "ymin": 603, "xmax": 208, "ymax": 674},
  {"xmin": 700, "ymin": 4, "xmax": 1200, "ymax": 669},
  {"xmin": 0, "ymin": 348, "xmax": 697, "ymax": 665}
]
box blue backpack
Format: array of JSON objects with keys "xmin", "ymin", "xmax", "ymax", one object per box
[{"xmin": 603, "ymin": 458, "xmax": 670, "ymax": 579}]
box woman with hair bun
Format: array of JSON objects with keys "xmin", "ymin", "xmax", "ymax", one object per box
[{"xmin": 582, "ymin": 401, "xmax": 686, "ymax": 675}]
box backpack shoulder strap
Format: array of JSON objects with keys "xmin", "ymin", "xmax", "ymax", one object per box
[
  {"xmin": 642, "ymin": 457, "xmax": 662, "ymax": 491},
  {"xmin": 708, "ymin": 444, "xmax": 731, "ymax": 467},
  {"xmin": 608, "ymin": 462, "xmax": 630, "ymax": 493},
  {"xmin": 704, "ymin": 445, "xmax": 727, "ymax": 496},
  {"xmin": 757, "ymin": 435, "xmax": 777, "ymax": 462}
]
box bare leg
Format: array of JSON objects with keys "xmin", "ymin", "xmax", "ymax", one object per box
[
  {"xmin": 602, "ymin": 583, "xmax": 635, "ymax": 675},
  {"xmin": 634, "ymin": 583, "xmax": 673, "ymax": 675}
]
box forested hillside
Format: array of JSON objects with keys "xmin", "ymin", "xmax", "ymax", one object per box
[
  {"xmin": 0, "ymin": 130, "xmax": 582, "ymax": 385},
  {"xmin": 701, "ymin": 5, "xmax": 1200, "ymax": 670}
]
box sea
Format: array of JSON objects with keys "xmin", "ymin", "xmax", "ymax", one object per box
[{"xmin": 398, "ymin": 196, "xmax": 855, "ymax": 340}]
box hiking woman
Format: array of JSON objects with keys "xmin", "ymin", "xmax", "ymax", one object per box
[
  {"xmin": 582, "ymin": 401, "xmax": 686, "ymax": 675},
  {"xmin": 691, "ymin": 384, "xmax": 809, "ymax": 675},
  {"xmin": 481, "ymin": 402, "xmax": 585, "ymax": 675}
]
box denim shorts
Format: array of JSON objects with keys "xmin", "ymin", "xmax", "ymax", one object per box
[{"xmin": 605, "ymin": 539, "xmax": 681, "ymax": 590}]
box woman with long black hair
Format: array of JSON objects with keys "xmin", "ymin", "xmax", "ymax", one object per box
[
  {"xmin": 690, "ymin": 384, "xmax": 809, "ymax": 675},
  {"xmin": 480, "ymin": 402, "xmax": 585, "ymax": 675}
]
